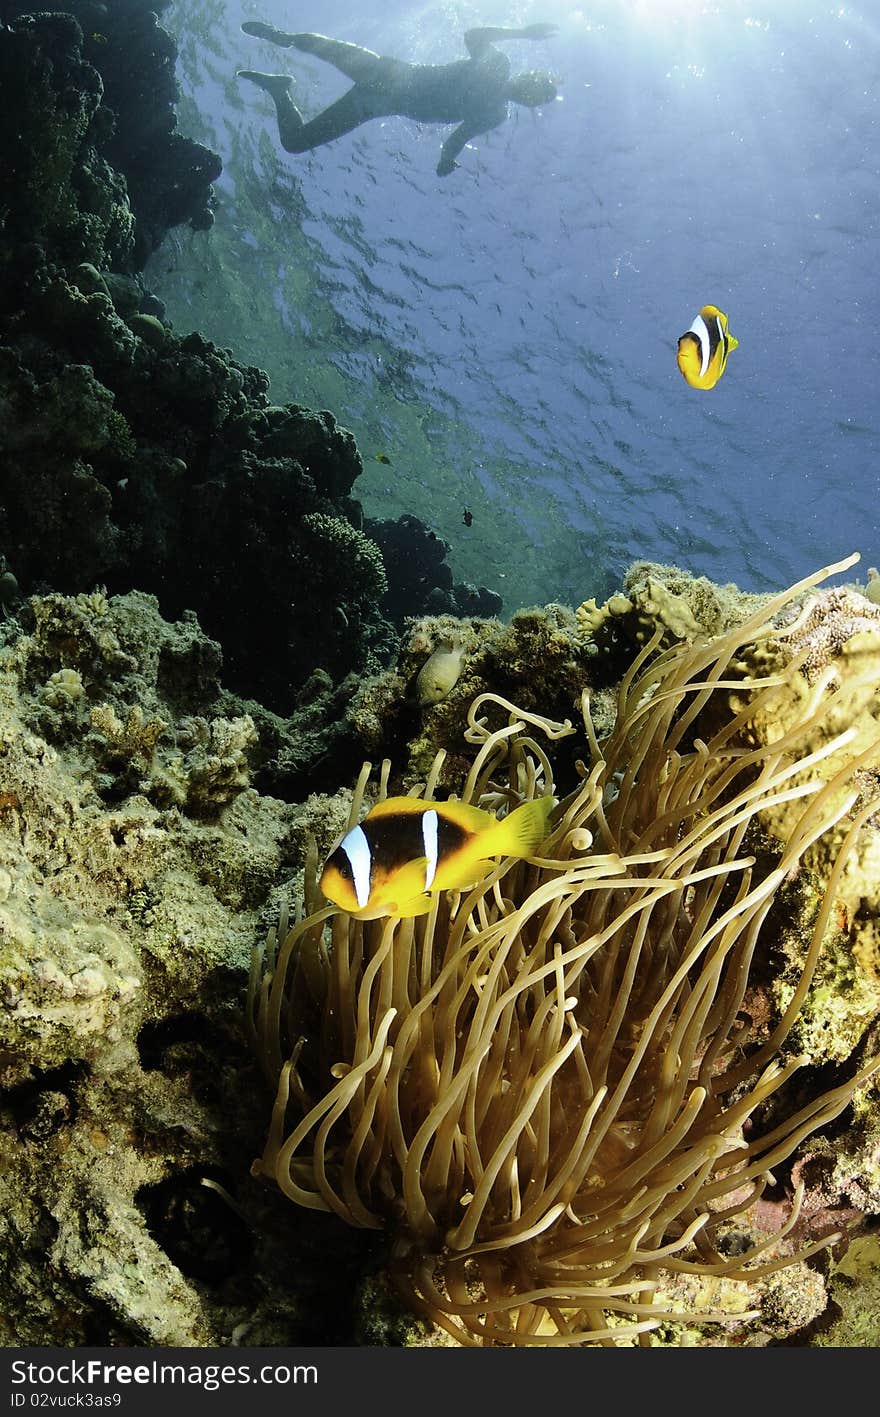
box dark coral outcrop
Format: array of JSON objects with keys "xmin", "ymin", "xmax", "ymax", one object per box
[
  {"xmin": 0, "ymin": 6, "xmax": 472, "ymax": 719},
  {"xmin": 0, "ymin": 0, "xmax": 219, "ymax": 270}
]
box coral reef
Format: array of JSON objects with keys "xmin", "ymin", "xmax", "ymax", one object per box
[
  {"xmin": 814, "ymin": 1235, "xmax": 880, "ymax": 1344},
  {"xmin": 2, "ymin": 561, "xmax": 879, "ymax": 1346},
  {"xmin": 724, "ymin": 583, "xmax": 880, "ymax": 1063},
  {"xmin": 345, "ymin": 602, "xmax": 595, "ymax": 790},
  {"xmin": 575, "ymin": 560, "xmax": 771, "ymax": 683},
  {"xmin": 0, "ymin": 586, "xmax": 388, "ymax": 1343},
  {"xmin": 366, "ymin": 514, "xmax": 503, "ymax": 622}
]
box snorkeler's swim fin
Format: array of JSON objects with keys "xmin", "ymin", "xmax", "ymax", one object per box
[
  {"xmin": 241, "ymin": 21, "xmax": 295, "ymax": 47},
  {"xmin": 236, "ymin": 70, "xmax": 294, "ymax": 101}
]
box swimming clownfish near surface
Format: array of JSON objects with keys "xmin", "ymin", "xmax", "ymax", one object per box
[
  {"xmin": 676, "ymin": 305, "xmax": 739, "ymax": 390},
  {"xmin": 319, "ymin": 794, "xmax": 554, "ymax": 920}
]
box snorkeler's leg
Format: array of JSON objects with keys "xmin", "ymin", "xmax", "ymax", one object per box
[
  {"xmin": 283, "ymin": 88, "xmax": 378, "ymax": 152},
  {"xmin": 242, "ymin": 25, "xmax": 386, "ymax": 81},
  {"xmin": 286, "ymin": 34, "xmax": 384, "ymax": 83},
  {"xmin": 237, "ymin": 70, "xmax": 309, "ymax": 148},
  {"xmin": 238, "ymin": 76, "xmax": 375, "ymax": 155}
]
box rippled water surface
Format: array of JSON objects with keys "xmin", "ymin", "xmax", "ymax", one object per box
[{"xmin": 149, "ymin": 0, "xmax": 880, "ymax": 609}]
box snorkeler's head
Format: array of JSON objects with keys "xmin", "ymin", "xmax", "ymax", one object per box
[{"xmin": 507, "ymin": 70, "xmax": 558, "ymax": 108}]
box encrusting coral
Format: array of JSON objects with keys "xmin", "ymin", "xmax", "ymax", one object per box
[
  {"xmin": 575, "ymin": 561, "xmax": 771, "ymax": 670},
  {"xmin": 728, "ymin": 584, "xmax": 880, "ymax": 1068},
  {"xmin": 248, "ymin": 555, "xmax": 880, "ymax": 1346}
]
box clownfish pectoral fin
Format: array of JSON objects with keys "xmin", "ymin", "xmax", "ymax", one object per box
[
  {"xmin": 676, "ymin": 335, "xmax": 700, "ymax": 387},
  {"xmin": 480, "ymin": 795, "xmax": 555, "ymax": 861},
  {"xmin": 368, "ymin": 856, "xmax": 432, "ymax": 916},
  {"xmin": 430, "ymin": 856, "xmax": 486, "ymax": 894},
  {"xmin": 392, "ymin": 892, "xmax": 435, "ymax": 918}
]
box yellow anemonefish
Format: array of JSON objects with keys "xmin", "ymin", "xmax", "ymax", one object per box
[
  {"xmin": 677, "ymin": 305, "xmax": 739, "ymax": 390},
  {"xmin": 319, "ymin": 794, "xmax": 554, "ymax": 919}
]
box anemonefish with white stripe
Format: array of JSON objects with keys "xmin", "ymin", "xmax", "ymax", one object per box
[
  {"xmin": 319, "ymin": 794, "xmax": 554, "ymax": 920},
  {"xmin": 677, "ymin": 305, "xmax": 739, "ymax": 390}
]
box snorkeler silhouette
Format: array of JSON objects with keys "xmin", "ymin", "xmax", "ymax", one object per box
[{"xmin": 238, "ymin": 21, "xmax": 558, "ymax": 176}]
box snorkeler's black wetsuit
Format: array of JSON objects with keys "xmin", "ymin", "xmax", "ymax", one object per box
[{"xmin": 238, "ymin": 24, "xmax": 556, "ymax": 176}]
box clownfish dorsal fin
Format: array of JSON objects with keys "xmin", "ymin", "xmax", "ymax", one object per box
[
  {"xmin": 366, "ymin": 794, "xmax": 434, "ymax": 819},
  {"xmin": 432, "ymin": 798, "xmax": 497, "ymax": 835}
]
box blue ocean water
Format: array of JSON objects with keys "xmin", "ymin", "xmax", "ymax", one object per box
[{"xmin": 150, "ymin": 0, "xmax": 880, "ymax": 611}]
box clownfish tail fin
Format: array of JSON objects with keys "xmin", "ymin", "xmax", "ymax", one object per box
[{"xmin": 487, "ymin": 795, "xmax": 554, "ymax": 860}]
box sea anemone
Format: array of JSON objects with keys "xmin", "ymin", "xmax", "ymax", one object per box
[{"xmin": 248, "ymin": 555, "xmax": 879, "ymax": 1345}]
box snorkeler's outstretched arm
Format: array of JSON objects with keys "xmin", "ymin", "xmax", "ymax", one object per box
[
  {"xmin": 464, "ymin": 24, "xmax": 557, "ymax": 58},
  {"xmin": 437, "ymin": 117, "xmax": 500, "ymax": 176}
]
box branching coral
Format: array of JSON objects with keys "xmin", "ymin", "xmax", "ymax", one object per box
[{"xmin": 248, "ymin": 556, "xmax": 880, "ymax": 1346}]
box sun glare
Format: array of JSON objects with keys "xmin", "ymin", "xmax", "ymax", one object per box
[
  {"xmin": 556, "ymin": 2, "xmax": 729, "ymax": 31},
  {"xmin": 631, "ymin": 0, "xmax": 722, "ymax": 20}
]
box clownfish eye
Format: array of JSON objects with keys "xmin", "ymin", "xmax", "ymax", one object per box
[{"xmin": 330, "ymin": 846, "xmax": 354, "ymax": 882}]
